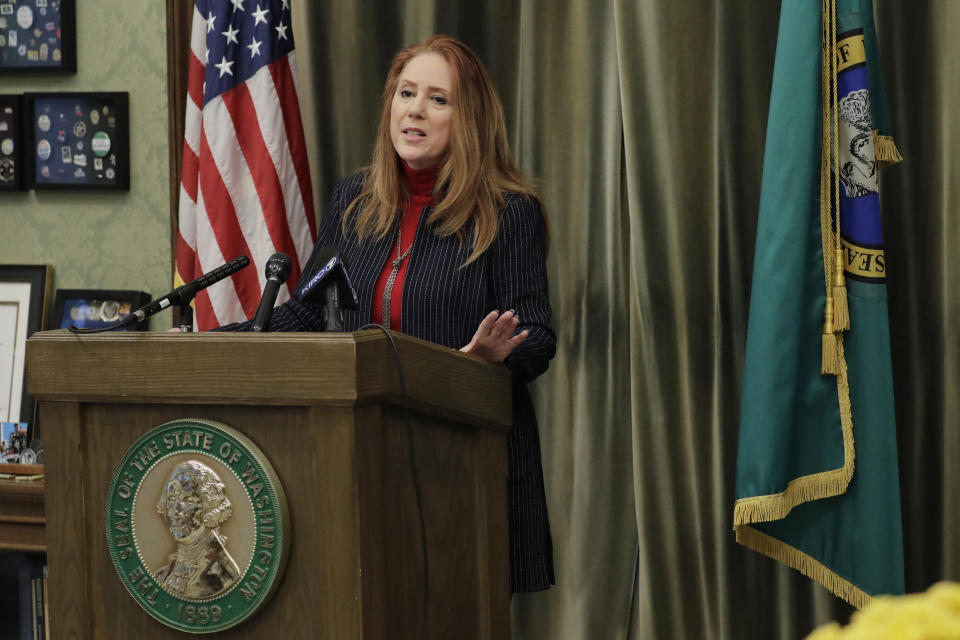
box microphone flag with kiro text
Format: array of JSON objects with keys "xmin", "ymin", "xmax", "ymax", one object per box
[
  {"xmin": 733, "ymin": 0, "xmax": 904, "ymax": 609},
  {"xmin": 176, "ymin": 0, "xmax": 317, "ymax": 331}
]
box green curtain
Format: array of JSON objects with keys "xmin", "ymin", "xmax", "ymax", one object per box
[
  {"xmin": 290, "ymin": 0, "xmax": 960, "ymax": 637},
  {"xmin": 877, "ymin": 1, "xmax": 960, "ymax": 599}
]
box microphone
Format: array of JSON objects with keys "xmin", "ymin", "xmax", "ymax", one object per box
[
  {"xmin": 130, "ymin": 255, "xmax": 251, "ymax": 325},
  {"xmin": 251, "ymin": 252, "xmax": 293, "ymax": 332},
  {"xmin": 295, "ymin": 246, "xmax": 358, "ymax": 332}
]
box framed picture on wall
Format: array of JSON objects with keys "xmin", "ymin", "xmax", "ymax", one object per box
[
  {"xmin": 0, "ymin": 264, "xmax": 51, "ymax": 441},
  {"xmin": 24, "ymin": 91, "xmax": 129, "ymax": 190},
  {"xmin": 51, "ymin": 289, "xmax": 150, "ymax": 332},
  {"xmin": 0, "ymin": 0, "xmax": 77, "ymax": 73},
  {"xmin": 0, "ymin": 94, "xmax": 25, "ymax": 191}
]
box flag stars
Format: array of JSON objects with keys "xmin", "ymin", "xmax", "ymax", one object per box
[
  {"xmin": 281, "ymin": 0, "xmax": 290, "ymax": 9},
  {"xmin": 230, "ymin": 0, "xmax": 245, "ymax": 11},
  {"xmin": 247, "ymin": 36, "xmax": 262, "ymax": 58},
  {"xmin": 222, "ymin": 23, "xmax": 240, "ymax": 45},
  {"xmin": 214, "ymin": 55, "xmax": 235, "ymax": 78},
  {"xmin": 252, "ymin": 4, "xmax": 269, "ymax": 26},
  {"xmin": 275, "ymin": 22, "xmax": 289, "ymax": 40},
  {"xmin": 205, "ymin": 11, "xmax": 216, "ymax": 33}
]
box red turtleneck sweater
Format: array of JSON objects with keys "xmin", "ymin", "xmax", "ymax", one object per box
[{"xmin": 371, "ymin": 161, "xmax": 439, "ymax": 331}]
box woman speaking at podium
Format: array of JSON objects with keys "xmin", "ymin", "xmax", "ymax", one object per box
[{"xmin": 223, "ymin": 35, "xmax": 556, "ymax": 593}]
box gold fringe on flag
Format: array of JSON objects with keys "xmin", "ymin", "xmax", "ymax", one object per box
[
  {"xmin": 735, "ymin": 525, "xmax": 870, "ymax": 610},
  {"xmin": 733, "ymin": 340, "xmax": 856, "ymax": 525},
  {"xmin": 734, "ymin": 338, "xmax": 859, "ymax": 606}
]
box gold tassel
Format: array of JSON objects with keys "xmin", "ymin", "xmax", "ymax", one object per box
[
  {"xmin": 822, "ymin": 332, "xmax": 839, "ymax": 376},
  {"xmin": 832, "ymin": 248, "xmax": 849, "ymax": 331},
  {"xmin": 833, "ymin": 284, "xmax": 849, "ymax": 331},
  {"xmin": 821, "ymin": 296, "xmax": 839, "ymax": 375},
  {"xmin": 873, "ymin": 131, "xmax": 903, "ymax": 168}
]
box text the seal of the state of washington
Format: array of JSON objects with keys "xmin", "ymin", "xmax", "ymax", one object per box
[{"xmin": 106, "ymin": 419, "xmax": 290, "ymax": 633}]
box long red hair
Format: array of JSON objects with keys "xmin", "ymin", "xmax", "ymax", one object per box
[{"xmin": 344, "ymin": 35, "xmax": 545, "ymax": 265}]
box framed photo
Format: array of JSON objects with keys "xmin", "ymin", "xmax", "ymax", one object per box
[
  {"xmin": 1, "ymin": 420, "xmax": 28, "ymax": 462},
  {"xmin": 0, "ymin": 0, "xmax": 76, "ymax": 73},
  {"xmin": 0, "ymin": 94, "xmax": 25, "ymax": 191},
  {"xmin": 0, "ymin": 265, "xmax": 50, "ymax": 439},
  {"xmin": 52, "ymin": 289, "xmax": 150, "ymax": 331},
  {"xmin": 24, "ymin": 91, "xmax": 129, "ymax": 190}
]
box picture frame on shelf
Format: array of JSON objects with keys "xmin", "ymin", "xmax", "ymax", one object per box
[
  {"xmin": 0, "ymin": 265, "xmax": 50, "ymax": 444},
  {"xmin": 51, "ymin": 289, "xmax": 150, "ymax": 332},
  {"xmin": 0, "ymin": 0, "xmax": 77, "ymax": 73},
  {"xmin": 24, "ymin": 91, "xmax": 129, "ymax": 191},
  {"xmin": 0, "ymin": 419, "xmax": 43, "ymax": 474},
  {"xmin": 1, "ymin": 420, "xmax": 31, "ymax": 462},
  {"xmin": 0, "ymin": 94, "xmax": 25, "ymax": 191}
]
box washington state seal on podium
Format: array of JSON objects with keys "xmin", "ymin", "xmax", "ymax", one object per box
[{"xmin": 105, "ymin": 418, "xmax": 290, "ymax": 632}]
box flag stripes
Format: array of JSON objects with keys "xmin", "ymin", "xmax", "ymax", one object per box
[
  {"xmin": 268, "ymin": 56, "xmax": 317, "ymax": 243},
  {"xmin": 176, "ymin": 0, "xmax": 316, "ymax": 331}
]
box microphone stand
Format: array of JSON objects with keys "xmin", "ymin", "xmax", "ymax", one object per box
[
  {"xmin": 176, "ymin": 303, "xmax": 194, "ymax": 333},
  {"xmin": 67, "ymin": 255, "xmax": 250, "ymax": 334}
]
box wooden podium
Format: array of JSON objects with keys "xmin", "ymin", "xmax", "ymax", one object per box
[{"xmin": 26, "ymin": 330, "xmax": 512, "ymax": 639}]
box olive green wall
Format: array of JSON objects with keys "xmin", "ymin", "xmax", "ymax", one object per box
[{"xmin": 0, "ymin": 1, "xmax": 170, "ymax": 323}]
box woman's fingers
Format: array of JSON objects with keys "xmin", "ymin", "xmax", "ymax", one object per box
[
  {"xmin": 460, "ymin": 313, "xmax": 494, "ymax": 354},
  {"xmin": 508, "ymin": 329, "xmax": 529, "ymax": 349},
  {"xmin": 491, "ymin": 327, "xmax": 527, "ymax": 361},
  {"xmin": 476, "ymin": 310, "xmax": 500, "ymax": 336},
  {"xmin": 489, "ymin": 310, "xmax": 517, "ymax": 340},
  {"xmin": 460, "ymin": 310, "xmax": 526, "ymax": 362},
  {"xmin": 503, "ymin": 329, "xmax": 529, "ymax": 356},
  {"xmin": 459, "ymin": 334, "xmax": 477, "ymax": 353}
]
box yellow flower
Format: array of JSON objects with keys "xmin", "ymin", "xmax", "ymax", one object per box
[
  {"xmin": 805, "ymin": 582, "xmax": 960, "ymax": 640},
  {"xmin": 805, "ymin": 622, "xmax": 843, "ymax": 640}
]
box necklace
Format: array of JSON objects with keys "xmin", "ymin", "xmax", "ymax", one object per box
[{"xmin": 381, "ymin": 222, "xmax": 414, "ymax": 330}]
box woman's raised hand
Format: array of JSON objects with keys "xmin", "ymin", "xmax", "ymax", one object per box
[{"xmin": 460, "ymin": 309, "xmax": 529, "ymax": 363}]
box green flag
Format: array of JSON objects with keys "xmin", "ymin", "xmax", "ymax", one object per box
[{"xmin": 734, "ymin": 0, "xmax": 904, "ymax": 608}]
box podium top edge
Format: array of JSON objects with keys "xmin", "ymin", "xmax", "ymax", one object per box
[{"xmin": 26, "ymin": 328, "xmax": 513, "ymax": 429}]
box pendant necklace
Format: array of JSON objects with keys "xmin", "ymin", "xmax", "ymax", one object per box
[{"xmin": 381, "ymin": 222, "xmax": 414, "ymax": 330}]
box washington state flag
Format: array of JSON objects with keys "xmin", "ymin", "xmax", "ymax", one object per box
[{"xmin": 733, "ymin": 0, "xmax": 904, "ymax": 607}]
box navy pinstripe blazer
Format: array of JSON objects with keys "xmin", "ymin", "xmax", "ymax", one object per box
[{"xmin": 226, "ymin": 172, "xmax": 556, "ymax": 592}]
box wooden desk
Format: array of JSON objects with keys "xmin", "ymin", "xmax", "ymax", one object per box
[{"xmin": 0, "ymin": 478, "xmax": 46, "ymax": 553}]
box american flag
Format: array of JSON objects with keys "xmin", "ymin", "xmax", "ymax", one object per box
[{"xmin": 176, "ymin": 0, "xmax": 316, "ymax": 331}]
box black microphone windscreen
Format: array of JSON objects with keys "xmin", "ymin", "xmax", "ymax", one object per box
[
  {"xmin": 264, "ymin": 252, "xmax": 293, "ymax": 281},
  {"xmin": 194, "ymin": 254, "xmax": 250, "ymax": 290},
  {"xmin": 308, "ymin": 246, "xmax": 337, "ymax": 277},
  {"xmin": 294, "ymin": 245, "xmax": 358, "ymax": 309}
]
